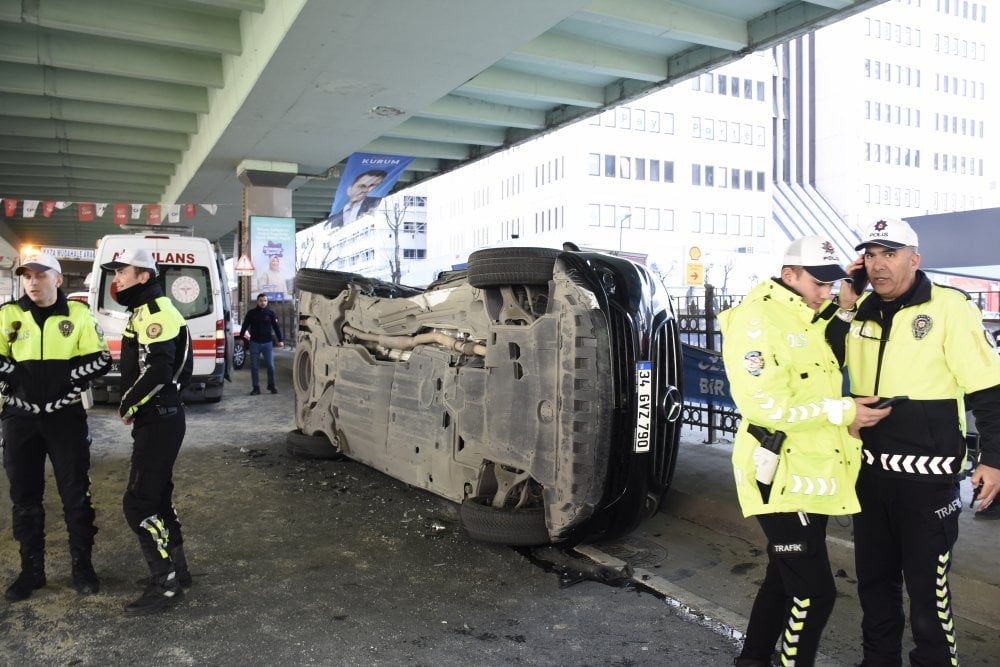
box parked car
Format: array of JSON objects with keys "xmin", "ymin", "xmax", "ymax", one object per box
[
  {"xmin": 289, "ymin": 247, "xmax": 684, "ymax": 546},
  {"xmin": 232, "ymin": 320, "xmax": 247, "ymax": 370}
]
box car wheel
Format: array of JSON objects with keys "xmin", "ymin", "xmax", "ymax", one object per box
[
  {"xmin": 294, "ymin": 268, "xmax": 364, "ymax": 297},
  {"xmin": 285, "ymin": 429, "xmax": 343, "ymax": 460},
  {"xmin": 459, "ymin": 497, "xmax": 550, "ymax": 546},
  {"xmin": 232, "ymin": 339, "xmax": 246, "ymax": 370},
  {"xmin": 467, "ymin": 247, "xmax": 559, "ymax": 288}
]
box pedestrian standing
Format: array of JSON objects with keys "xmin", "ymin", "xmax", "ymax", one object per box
[
  {"xmin": 719, "ymin": 236, "xmax": 888, "ymax": 666},
  {"xmin": 102, "ymin": 248, "xmax": 193, "ymax": 615},
  {"xmin": 1, "ymin": 253, "xmax": 111, "ymax": 601},
  {"xmin": 240, "ymin": 293, "xmax": 283, "ymax": 395},
  {"xmin": 844, "ymin": 218, "xmax": 1000, "ymax": 666}
]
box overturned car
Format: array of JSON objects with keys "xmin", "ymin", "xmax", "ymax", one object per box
[{"xmin": 290, "ymin": 246, "xmax": 683, "ymax": 545}]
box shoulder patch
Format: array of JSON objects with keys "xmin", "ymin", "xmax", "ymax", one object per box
[
  {"xmin": 744, "ymin": 351, "xmax": 765, "ymax": 376},
  {"xmin": 146, "ymin": 323, "xmax": 163, "ymax": 339}
]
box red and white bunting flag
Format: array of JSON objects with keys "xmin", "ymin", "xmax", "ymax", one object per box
[
  {"xmin": 167, "ymin": 204, "xmax": 180, "ymax": 223},
  {"xmin": 95, "ymin": 203, "xmax": 108, "ymax": 217},
  {"xmin": 183, "ymin": 203, "xmax": 197, "ymax": 218},
  {"xmin": 42, "ymin": 201, "xmax": 55, "ymax": 218},
  {"xmin": 55, "ymin": 201, "xmax": 71, "ymax": 210},
  {"xmin": 113, "ymin": 204, "xmax": 129, "ymax": 225},
  {"xmin": 147, "ymin": 204, "xmax": 162, "ymax": 225},
  {"xmin": 5, "ymin": 199, "xmax": 19, "ymax": 216},
  {"xmin": 200, "ymin": 204, "xmax": 218, "ymax": 216},
  {"xmin": 78, "ymin": 203, "xmax": 95, "ymax": 222},
  {"xmin": 130, "ymin": 204, "xmax": 142, "ymax": 219},
  {"xmin": 22, "ymin": 200, "xmax": 39, "ymax": 218}
]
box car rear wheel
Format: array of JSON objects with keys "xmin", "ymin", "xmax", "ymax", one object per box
[
  {"xmin": 232, "ymin": 338, "xmax": 246, "ymax": 370},
  {"xmin": 459, "ymin": 498, "xmax": 550, "ymax": 546},
  {"xmin": 294, "ymin": 268, "xmax": 364, "ymax": 297},
  {"xmin": 286, "ymin": 429, "xmax": 343, "ymax": 460},
  {"xmin": 467, "ymin": 247, "xmax": 559, "ymax": 288}
]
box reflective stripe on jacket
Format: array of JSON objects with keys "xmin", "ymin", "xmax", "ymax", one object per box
[
  {"xmin": 719, "ymin": 279, "xmax": 862, "ymax": 517},
  {"xmin": 846, "ymin": 272, "xmax": 1000, "ymax": 480}
]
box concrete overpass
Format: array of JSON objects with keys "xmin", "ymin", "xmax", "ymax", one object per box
[{"xmin": 0, "ymin": 0, "xmax": 886, "ymax": 252}]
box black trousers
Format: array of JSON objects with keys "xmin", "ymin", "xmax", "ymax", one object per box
[
  {"xmin": 740, "ymin": 511, "xmax": 836, "ymax": 667},
  {"xmin": 854, "ymin": 470, "xmax": 961, "ymax": 667},
  {"xmin": 123, "ymin": 408, "xmax": 186, "ymax": 558},
  {"xmin": 1, "ymin": 406, "xmax": 98, "ymax": 554}
]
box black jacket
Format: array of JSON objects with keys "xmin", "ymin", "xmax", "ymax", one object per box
[{"xmin": 240, "ymin": 307, "xmax": 282, "ymax": 344}]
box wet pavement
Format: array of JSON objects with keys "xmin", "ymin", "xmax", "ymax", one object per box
[{"xmin": 1, "ymin": 349, "xmax": 997, "ymax": 666}]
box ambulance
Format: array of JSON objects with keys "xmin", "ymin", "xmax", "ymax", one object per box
[{"xmin": 89, "ymin": 233, "xmax": 233, "ymax": 403}]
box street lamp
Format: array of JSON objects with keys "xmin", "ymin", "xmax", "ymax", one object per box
[{"xmin": 618, "ymin": 213, "xmax": 632, "ymax": 254}]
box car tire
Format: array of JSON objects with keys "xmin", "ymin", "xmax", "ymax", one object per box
[
  {"xmin": 459, "ymin": 497, "xmax": 550, "ymax": 546},
  {"xmin": 467, "ymin": 247, "xmax": 559, "ymax": 288},
  {"xmin": 294, "ymin": 268, "xmax": 364, "ymax": 297},
  {"xmin": 285, "ymin": 429, "xmax": 344, "ymax": 460},
  {"xmin": 232, "ymin": 339, "xmax": 246, "ymax": 370}
]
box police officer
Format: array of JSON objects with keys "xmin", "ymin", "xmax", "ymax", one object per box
[
  {"xmin": 844, "ymin": 218, "xmax": 1000, "ymax": 665},
  {"xmin": 720, "ymin": 236, "xmax": 888, "ymax": 666},
  {"xmin": 1, "ymin": 252, "xmax": 110, "ymax": 601},
  {"xmin": 102, "ymin": 248, "xmax": 193, "ymax": 615}
]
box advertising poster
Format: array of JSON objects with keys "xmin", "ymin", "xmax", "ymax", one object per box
[
  {"xmin": 249, "ymin": 215, "xmax": 296, "ymax": 301},
  {"xmin": 325, "ymin": 152, "xmax": 414, "ymax": 229}
]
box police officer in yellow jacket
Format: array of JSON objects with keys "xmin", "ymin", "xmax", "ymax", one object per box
[
  {"xmin": 845, "ymin": 219, "xmax": 1000, "ymax": 667},
  {"xmin": 1, "ymin": 253, "xmax": 110, "ymax": 601},
  {"xmin": 720, "ymin": 236, "xmax": 889, "ymax": 667},
  {"xmin": 102, "ymin": 248, "xmax": 193, "ymax": 616}
]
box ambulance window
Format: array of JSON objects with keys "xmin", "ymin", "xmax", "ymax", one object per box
[{"xmin": 163, "ymin": 267, "xmax": 211, "ymax": 319}]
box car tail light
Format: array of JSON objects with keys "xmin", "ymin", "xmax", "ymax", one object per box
[{"xmin": 215, "ymin": 319, "xmax": 225, "ymax": 359}]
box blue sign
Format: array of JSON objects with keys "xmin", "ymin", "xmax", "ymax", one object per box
[
  {"xmin": 326, "ymin": 152, "xmax": 414, "ymax": 229},
  {"xmin": 681, "ymin": 343, "xmax": 735, "ymax": 408}
]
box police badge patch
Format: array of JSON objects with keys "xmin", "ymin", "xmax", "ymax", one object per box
[
  {"xmin": 146, "ymin": 323, "xmax": 163, "ymax": 339},
  {"xmin": 744, "ymin": 351, "xmax": 765, "ymax": 376},
  {"xmin": 59, "ymin": 319, "xmax": 74, "ymax": 337},
  {"xmin": 911, "ymin": 314, "xmax": 932, "ymax": 340}
]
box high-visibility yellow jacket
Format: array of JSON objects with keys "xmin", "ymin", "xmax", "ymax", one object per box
[
  {"xmin": 846, "ymin": 271, "xmax": 1000, "ymax": 479},
  {"xmin": 0, "ymin": 293, "xmax": 111, "ymax": 415},
  {"xmin": 719, "ymin": 280, "xmax": 862, "ymax": 517}
]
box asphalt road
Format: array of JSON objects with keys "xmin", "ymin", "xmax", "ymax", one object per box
[{"xmin": 0, "ymin": 351, "xmax": 740, "ymax": 667}]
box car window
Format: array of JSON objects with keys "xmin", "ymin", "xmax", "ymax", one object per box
[{"xmin": 97, "ymin": 266, "xmax": 212, "ymax": 320}]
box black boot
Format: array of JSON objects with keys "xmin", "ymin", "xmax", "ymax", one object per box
[
  {"xmin": 71, "ymin": 546, "xmax": 100, "ymax": 595},
  {"xmin": 135, "ymin": 544, "xmax": 192, "ymax": 589},
  {"xmin": 124, "ymin": 542, "xmax": 184, "ymax": 616},
  {"xmin": 5, "ymin": 552, "xmax": 46, "ymax": 602}
]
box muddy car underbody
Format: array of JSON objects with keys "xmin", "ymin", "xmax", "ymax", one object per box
[{"xmin": 292, "ymin": 248, "xmax": 683, "ymax": 545}]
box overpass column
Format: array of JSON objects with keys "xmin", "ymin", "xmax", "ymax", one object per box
[{"xmin": 236, "ymin": 160, "xmax": 299, "ymax": 318}]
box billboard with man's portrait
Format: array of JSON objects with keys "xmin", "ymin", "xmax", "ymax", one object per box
[
  {"xmin": 325, "ymin": 152, "xmax": 414, "ymax": 229},
  {"xmin": 249, "ymin": 215, "xmax": 296, "ymax": 301}
]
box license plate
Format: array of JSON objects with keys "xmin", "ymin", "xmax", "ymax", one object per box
[{"xmin": 635, "ymin": 361, "xmax": 652, "ymax": 453}]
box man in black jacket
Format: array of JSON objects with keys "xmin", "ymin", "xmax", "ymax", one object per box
[{"xmin": 239, "ymin": 293, "xmax": 283, "ymax": 395}]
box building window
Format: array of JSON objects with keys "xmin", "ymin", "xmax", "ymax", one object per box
[
  {"xmin": 692, "ymin": 164, "xmax": 701, "ymax": 186},
  {"xmin": 649, "ymin": 159, "xmax": 661, "ymax": 182},
  {"xmin": 664, "ymin": 161, "xmax": 674, "ymax": 183},
  {"xmin": 635, "ymin": 158, "xmax": 646, "ymax": 181},
  {"xmin": 403, "ymin": 249, "xmax": 426, "ymax": 259},
  {"xmin": 604, "ymin": 154, "xmax": 616, "ymax": 177},
  {"xmin": 705, "ymin": 165, "xmax": 714, "ymax": 187},
  {"xmin": 587, "ymin": 153, "xmax": 601, "ymax": 176},
  {"xmin": 731, "ymin": 167, "xmax": 740, "ymax": 189},
  {"xmin": 588, "ymin": 204, "xmax": 600, "ymax": 227},
  {"xmin": 718, "ymin": 74, "xmax": 727, "ymax": 94}
]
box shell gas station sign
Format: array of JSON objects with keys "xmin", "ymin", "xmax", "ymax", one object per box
[{"xmin": 685, "ymin": 246, "xmax": 704, "ymax": 286}]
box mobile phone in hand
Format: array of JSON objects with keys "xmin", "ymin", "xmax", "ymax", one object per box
[
  {"xmin": 872, "ymin": 395, "xmax": 908, "ymax": 409},
  {"xmin": 851, "ymin": 266, "xmax": 869, "ymax": 296}
]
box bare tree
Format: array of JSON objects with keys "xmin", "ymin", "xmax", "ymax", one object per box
[{"xmin": 380, "ymin": 199, "xmax": 409, "ymax": 283}]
